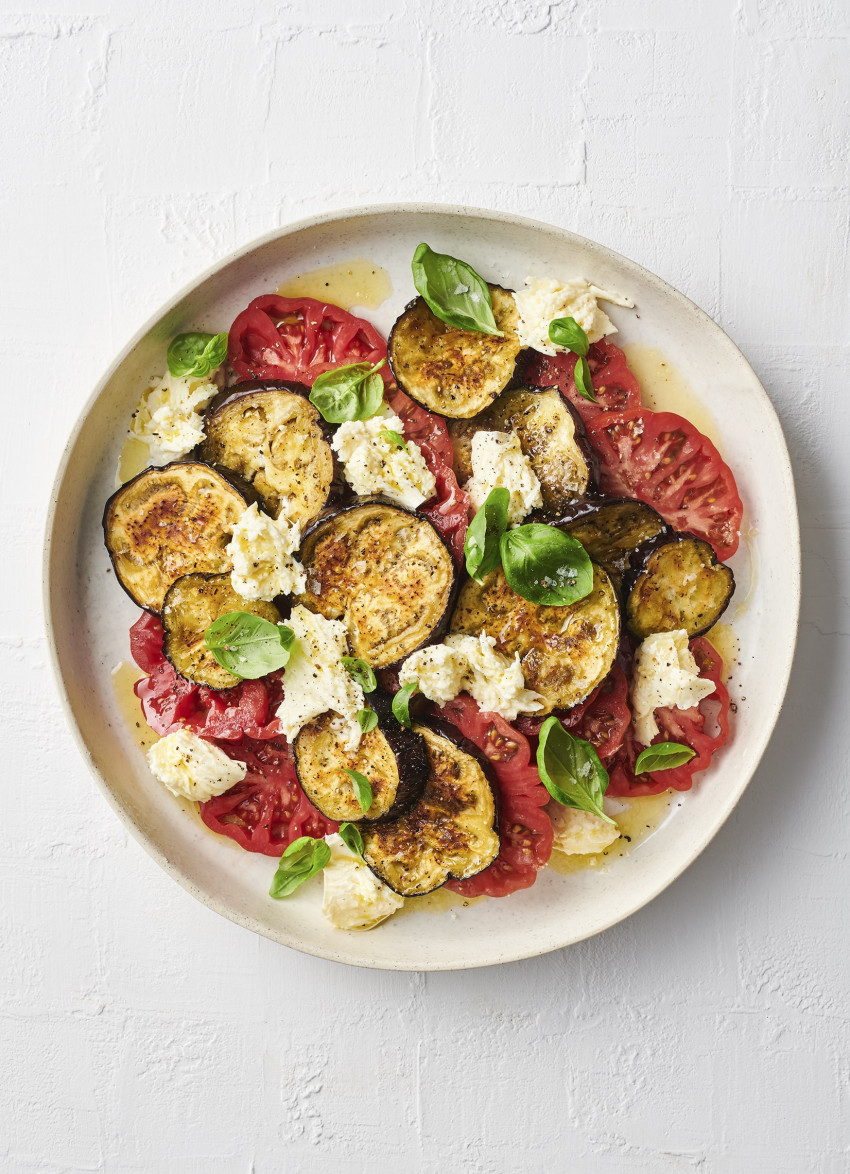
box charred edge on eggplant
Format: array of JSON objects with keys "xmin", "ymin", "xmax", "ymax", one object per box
[
  {"xmin": 450, "ymin": 563, "xmax": 620, "ymax": 715},
  {"xmin": 551, "ymin": 498, "xmax": 670, "ymax": 594},
  {"xmin": 161, "ymin": 571, "xmax": 281, "ymax": 690},
  {"xmin": 293, "ymin": 690, "xmax": 428, "ymax": 823},
  {"xmin": 103, "ymin": 461, "xmax": 252, "ymax": 613},
  {"xmin": 387, "ymin": 285, "xmax": 523, "ymax": 419},
  {"xmin": 295, "ymin": 498, "xmax": 457, "ymax": 670},
  {"xmin": 200, "ymin": 380, "xmax": 336, "ymax": 525},
  {"xmin": 625, "ymin": 533, "xmax": 735, "ymax": 641},
  {"xmin": 360, "ymin": 720, "xmax": 500, "ymax": 896}
]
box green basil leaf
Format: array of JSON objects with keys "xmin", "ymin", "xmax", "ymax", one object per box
[
  {"xmin": 411, "ymin": 242, "xmax": 503, "ymax": 336},
  {"xmin": 536, "ymin": 717, "xmax": 614, "ymax": 825},
  {"xmin": 547, "ymin": 316, "xmax": 589, "ymax": 357},
  {"xmin": 338, "ymin": 822, "xmax": 364, "ymax": 858},
  {"xmin": 379, "ymin": 428, "xmax": 408, "ymax": 450},
  {"xmin": 464, "ymin": 487, "xmax": 510, "ymax": 583},
  {"xmin": 392, "ymin": 681, "xmax": 418, "ymax": 728},
  {"xmin": 269, "ymin": 835, "xmax": 331, "ymax": 898},
  {"xmin": 309, "ymin": 359, "xmax": 386, "ymax": 423},
  {"xmin": 167, "ymin": 331, "xmax": 228, "ymax": 379},
  {"xmin": 340, "ymin": 657, "xmax": 377, "ymax": 693},
  {"xmin": 634, "ymin": 742, "xmax": 696, "ymax": 775},
  {"xmin": 344, "ymin": 768, "xmax": 374, "ymax": 814},
  {"xmin": 573, "ymin": 355, "xmax": 597, "ymax": 403},
  {"xmin": 357, "ymin": 707, "xmax": 378, "ymax": 734},
  {"xmin": 204, "ymin": 612, "xmax": 295, "ymax": 678},
  {"xmin": 500, "ymin": 524, "xmax": 593, "ymax": 606}
]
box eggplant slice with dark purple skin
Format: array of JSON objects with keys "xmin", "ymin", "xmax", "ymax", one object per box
[
  {"xmin": 361, "ymin": 720, "xmax": 500, "ymax": 896},
  {"xmin": 448, "ymin": 385, "xmax": 595, "ymax": 512},
  {"xmin": 552, "ymin": 499, "xmax": 670, "ymax": 594},
  {"xmin": 162, "ymin": 572, "xmax": 281, "ymax": 690},
  {"xmin": 295, "ymin": 499, "xmax": 456, "ymax": 669},
  {"xmin": 200, "ymin": 380, "xmax": 335, "ymax": 524},
  {"xmin": 103, "ymin": 461, "xmax": 251, "ymax": 612},
  {"xmin": 387, "ymin": 286, "xmax": 522, "ymax": 419},
  {"xmin": 625, "ymin": 533, "xmax": 735, "ymax": 641},
  {"xmin": 294, "ymin": 691, "xmax": 428, "ymax": 824}
]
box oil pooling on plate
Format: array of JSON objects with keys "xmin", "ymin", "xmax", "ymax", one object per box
[{"xmin": 277, "ymin": 258, "xmax": 393, "ymax": 312}]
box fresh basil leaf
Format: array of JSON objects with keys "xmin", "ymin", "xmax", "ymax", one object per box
[
  {"xmin": 464, "ymin": 487, "xmax": 510, "ymax": 583},
  {"xmin": 547, "ymin": 316, "xmax": 589, "ymax": 357},
  {"xmin": 392, "ymin": 681, "xmax": 418, "ymax": 728},
  {"xmin": 204, "ymin": 612, "xmax": 295, "ymax": 678},
  {"xmin": 573, "ymin": 355, "xmax": 597, "ymax": 403},
  {"xmin": 167, "ymin": 331, "xmax": 228, "ymax": 379},
  {"xmin": 411, "ymin": 242, "xmax": 503, "ymax": 336},
  {"xmin": 309, "ymin": 359, "xmax": 386, "ymax": 423},
  {"xmin": 269, "ymin": 835, "xmax": 331, "ymax": 898},
  {"xmin": 338, "ymin": 822, "xmax": 364, "ymax": 858},
  {"xmin": 379, "ymin": 428, "xmax": 408, "ymax": 450},
  {"xmin": 536, "ymin": 718, "xmax": 614, "ymax": 825},
  {"xmin": 500, "ymin": 524, "xmax": 593, "ymax": 606},
  {"xmin": 340, "ymin": 657, "xmax": 377, "ymax": 693},
  {"xmin": 345, "ymin": 768, "xmax": 374, "ymax": 814},
  {"xmin": 634, "ymin": 742, "xmax": 696, "ymax": 775},
  {"xmin": 357, "ymin": 707, "xmax": 378, "ymax": 734}
]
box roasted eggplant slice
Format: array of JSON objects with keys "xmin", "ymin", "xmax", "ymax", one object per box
[
  {"xmin": 387, "ymin": 286, "xmax": 522, "ymax": 419},
  {"xmin": 161, "ymin": 572, "xmax": 281, "ymax": 689},
  {"xmin": 450, "ymin": 563, "xmax": 619, "ymax": 714},
  {"xmin": 553, "ymin": 499, "xmax": 670, "ymax": 594},
  {"xmin": 295, "ymin": 499, "xmax": 456, "ymax": 669},
  {"xmin": 201, "ymin": 380, "xmax": 334, "ymax": 524},
  {"xmin": 361, "ymin": 721, "xmax": 500, "ymax": 896},
  {"xmin": 103, "ymin": 461, "xmax": 251, "ymax": 612},
  {"xmin": 625, "ymin": 534, "xmax": 735, "ymax": 640},
  {"xmin": 294, "ymin": 691, "xmax": 428, "ymax": 823},
  {"xmin": 448, "ymin": 385, "xmax": 594, "ymax": 511}
]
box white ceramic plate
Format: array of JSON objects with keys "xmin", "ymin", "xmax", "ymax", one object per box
[{"xmin": 44, "ymin": 204, "xmax": 799, "ymax": 970}]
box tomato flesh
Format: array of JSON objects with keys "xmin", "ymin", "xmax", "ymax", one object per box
[{"xmin": 525, "ymin": 337, "xmax": 643, "ymax": 423}]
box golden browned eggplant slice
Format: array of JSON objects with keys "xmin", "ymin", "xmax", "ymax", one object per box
[
  {"xmin": 450, "ymin": 564, "xmax": 619, "ymax": 714},
  {"xmin": 625, "ymin": 534, "xmax": 735, "ymax": 640},
  {"xmin": 387, "ymin": 286, "xmax": 522, "ymax": 419},
  {"xmin": 103, "ymin": 461, "xmax": 251, "ymax": 613},
  {"xmin": 553, "ymin": 499, "xmax": 670, "ymax": 594},
  {"xmin": 361, "ymin": 722, "xmax": 500, "ymax": 896},
  {"xmin": 295, "ymin": 500, "xmax": 456, "ymax": 669},
  {"xmin": 201, "ymin": 381, "xmax": 334, "ymax": 524}
]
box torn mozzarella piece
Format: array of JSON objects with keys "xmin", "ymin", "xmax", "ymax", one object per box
[
  {"xmin": 321, "ymin": 834, "xmax": 404, "ymax": 930},
  {"xmin": 400, "ymin": 633, "xmax": 543, "ymax": 721},
  {"xmin": 130, "ymin": 371, "xmax": 220, "ymax": 464},
  {"xmin": 631, "ymin": 629, "xmax": 715, "ymax": 747},
  {"xmin": 227, "ymin": 502, "xmax": 306, "ymax": 601},
  {"xmin": 465, "ymin": 431, "xmax": 543, "ymax": 526},
  {"xmin": 331, "ymin": 410, "xmax": 436, "ymax": 509},
  {"xmin": 513, "ymin": 276, "xmax": 634, "ymax": 354},
  {"xmin": 147, "ymin": 730, "xmax": 246, "ymax": 802},
  {"xmin": 549, "ymin": 802, "xmax": 620, "ymax": 855}
]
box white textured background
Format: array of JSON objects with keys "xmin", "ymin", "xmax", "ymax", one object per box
[{"xmin": 3, "ymin": 0, "xmax": 849, "ymax": 1170}]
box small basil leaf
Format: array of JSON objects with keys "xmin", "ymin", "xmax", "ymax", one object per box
[
  {"xmin": 357, "ymin": 708, "xmax": 378, "ymax": 734},
  {"xmin": 634, "ymin": 742, "xmax": 696, "ymax": 775},
  {"xmin": 269, "ymin": 835, "xmax": 331, "ymax": 898},
  {"xmin": 338, "ymin": 822, "xmax": 364, "ymax": 858},
  {"xmin": 464, "ymin": 486, "xmax": 510, "ymax": 583},
  {"xmin": 500, "ymin": 525, "xmax": 593, "ymax": 606},
  {"xmin": 167, "ymin": 331, "xmax": 228, "ymax": 379},
  {"xmin": 379, "ymin": 429, "xmax": 408, "ymax": 451},
  {"xmin": 204, "ymin": 612, "xmax": 295, "ymax": 678},
  {"xmin": 536, "ymin": 717, "xmax": 614, "ymax": 825},
  {"xmin": 573, "ymin": 355, "xmax": 597, "ymax": 403},
  {"xmin": 344, "ymin": 769, "xmax": 374, "ymax": 814},
  {"xmin": 547, "ymin": 316, "xmax": 589, "ymax": 357},
  {"xmin": 340, "ymin": 657, "xmax": 377, "ymax": 693},
  {"xmin": 309, "ymin": 359, "xmax": 386, "ymax": 423},
  {"xmin": 392, "ymin": 681, "xmax": 418, "ymax": 728},
  {"xmin": 411, "ymin": 242, "xmax": 503, "ymax": 336}
]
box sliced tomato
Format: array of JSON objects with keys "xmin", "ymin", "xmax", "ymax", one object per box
[
  {"xmin": 436, "ymin": 694, "xmax": 553, "ymax": 898},
  {"xmin": 607, "ymin": 637, "xmax": 730, "ymax": 797},
  {"xmin": 524, "ymin": 338, "xmax": 643, "ymax": 424},
  {"xmin": 228, "ymin": 294, "xmax": 390, "ymax": 385},
  {"xmin": 586, "ymin": 408, "xmax": 743, "ymax": 560},
  {"xmin": 514, "ymin": 662, "xmax": 630, "ymax": 762}
]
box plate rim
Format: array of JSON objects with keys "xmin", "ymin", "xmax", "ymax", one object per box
[{"xmin": 42, "ymin": 201, "xmax": 801, "ymax": 970}]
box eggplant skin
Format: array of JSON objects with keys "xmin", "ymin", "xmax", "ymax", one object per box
[
  {"xmin": 387, "ymin": 286, "xmax": 522, "ymax": 419},
  {"xmin": 361, "ymin": 722, "xmax": 500, "ymax": 897},
  {"xmin": 201, "ymin": 380, "xmax": 335, "ymax": 525},
  {"xmin": 450, "ymin": 563, "xmax": 620, "ymax": 714},
  {"xmin": 103, "ymin": 461, "xmax": 252, "ymax": 613},
  {"xmin": 293, "ymin": 691, "xmax": 428, "ymax": 823},
  {"xmin": 552, "ymin": 498, "xmax": 670, "ymax": 594},
  {"xmin": 295, "ymin": 498, "xmax": 456, "ymax": 669},
  {"xmin": 625, "ymin": 533, "xmax": 735, "ymax": 641},
  {"xmin": 161, "ymin": 572, "xmax": 281, "ymax": 690}
]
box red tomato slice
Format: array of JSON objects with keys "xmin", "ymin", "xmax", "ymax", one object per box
[
  {"xmin": 524, "ymin": 338, "xmax": 643, "ymax": 424},
  {"xmin": 437, "ymin": 695, "xmax": 553, "ymax": 898},
  {"xmin": 514, "ymin": 664, "xmax": 630, "ymax": 762},
  {"xmin": 228, "ymin": 294, "xmax": 389, "ymax": 385},
  {"xmin": 586, "ymin": 408, "xmax": 743, "ymax": 560},
  {"xmin": 607, "ymin": 637, "xmax": 730, "ymax": 797}
]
